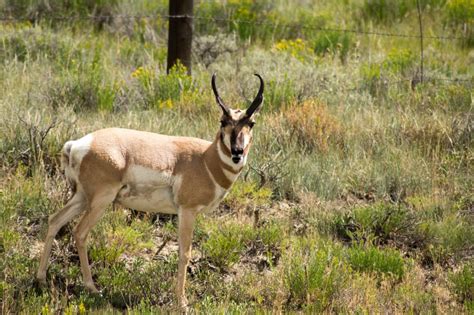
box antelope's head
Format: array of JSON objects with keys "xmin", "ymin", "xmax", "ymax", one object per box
[{"xmin": 212, "ymin": 73, "xmax": 264, "ymax": 165}]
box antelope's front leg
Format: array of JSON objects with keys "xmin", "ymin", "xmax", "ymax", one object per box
[{"xmin": 176, "ymin": 208, "xmax": 197, "ymax": 309}]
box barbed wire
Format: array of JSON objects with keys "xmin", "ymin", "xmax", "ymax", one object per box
[
  {"xmin": 0, "ymin": 13, "xmax": 469, "ymax": 41},
  {"xmin": 0, "ymin": 13, "xmax": 472, "ymax": 87}
]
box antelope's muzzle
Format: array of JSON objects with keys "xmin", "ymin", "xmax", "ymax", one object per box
[{"xmin": 231, "ymin": 148, "xmax": 243, "ymax": 164}]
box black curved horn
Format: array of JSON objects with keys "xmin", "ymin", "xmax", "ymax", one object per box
[
  {"xmin": 211, "ymin": 73, "xmax": 230, "ymax": 116},
  {"xmin": 245, "ymin": 74, "xmax": 264, "ymax": 117}
]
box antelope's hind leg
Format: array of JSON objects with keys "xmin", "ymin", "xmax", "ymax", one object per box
[
  {"xmin": 73, "ymin": 188, "xmax": 119, "ymax": 293},
  {"xmin": 37, "ymin": 192, "xmax": 88, "ymax": 284}
]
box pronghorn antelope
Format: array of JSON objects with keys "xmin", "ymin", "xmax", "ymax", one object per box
[{"xmin": 36, "ymin": 73, "xmax": 264, "ymax": 309}]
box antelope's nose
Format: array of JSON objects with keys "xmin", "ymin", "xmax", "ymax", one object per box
[{"xmin": 231, "ymin": 148, "xmax": 244, "ymax": 164}]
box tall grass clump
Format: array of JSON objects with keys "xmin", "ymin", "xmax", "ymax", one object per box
[
  {"xmin": 284, "ymin": 99, "xmax": 343, "ymax": 153},
  {"xmin": 201, "ymin": 222, "xmax": 254, "ymax": 269},
  {"xmin": 347, "ymin": 245, "xmax": 405, "ymax": 280},
  {"xmin": 358, "ymin": 0, "xmax": 414, "ymax": 24},
  {"xmin": 449, "ymin": 263, "xmax": 474, "ymax": 310},
  {"xmin": 329, "ymin": 202, "xmax": 425, "ymax": 248},
  {"xmin": 311, "ymin": 31, "xmax": 353, "ymax": 62},
  {"xmin": 1, "ymin": 0, "xmax": 119, "ymax": 28},
  {"xmin": 283, "ymin": 238, "xmax": 347, "ymax": 311},
  {"xmin": 130, "ymin": 62, "xmax": 195, "ymax": 110},
  {"xmin": 445, "ymin": 0, "xmax": 474, "ymax": 47}
]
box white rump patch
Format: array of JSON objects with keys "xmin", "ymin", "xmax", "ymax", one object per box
[{"xmin": 65, "ymin": 133, "xmax": 94, "ymax": 184}]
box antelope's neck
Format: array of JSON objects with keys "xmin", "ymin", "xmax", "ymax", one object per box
[{"xmin": 203, "ymin": 133, "xmax": 244, "ymax": 190}]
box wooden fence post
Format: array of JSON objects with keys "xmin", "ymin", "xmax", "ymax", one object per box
[{"xmin": 167, "ymin": 0, "xmax": 193, "ymax": 75}]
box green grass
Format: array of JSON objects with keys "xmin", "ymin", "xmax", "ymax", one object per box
[{"xmin": 0, "ymin": 0, "xmax": 473, "ymax": 313}]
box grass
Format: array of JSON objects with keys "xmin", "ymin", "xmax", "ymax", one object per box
[{"xmin": 0, "ymin": 0, "xmax": 473, "ymax": 313}]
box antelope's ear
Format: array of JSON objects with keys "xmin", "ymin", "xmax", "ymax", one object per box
[
  {"xmin": 212, "ymin": 73, "xmax": 230, "ymax": 116},
  {"xmin": 245, "ymin": 74, "xmax": 264, "ymax": 118}
]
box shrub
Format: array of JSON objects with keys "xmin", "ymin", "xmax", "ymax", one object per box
[
  {"xmin": 360, "ymin": 63, "xmax": 388, "ymax": 97},
  {"xmin": 433, "ymin": 84, "xmax": 473, "ymax": 112},
  {"xmin": 383, "ymin": 48, "xmax": 416, "ymax": 75},
  {"xmin": 96, "ymin": 257, "xmax": 176, "ymax": 308},
  {"xmin": 48, "ymin": 47, "xmax": 119, "ymax": 112},
  {"xmin": 226, "ymin": 0, "xmax": 277, "ymax": 42},
  {"xmin": 359, "ymin": 0, "xmax": 413, "ymax": 24},
  {"xmin": 329, "ymin": 202, "xmax": 427, "ymax": 250},
  {"xmin": 312, "ymin": 31, "xmax": 353, "ymax": 62},
  {"xmin": 273, "ymin": 38, "xmax": 315, "ymax": 62},
  {"xmin": 445, "ymin": 0, "xmax": 474, "ymax": 47},
  {"xmin": 224, "ymin": 180, "xmax": 272, "ymax": 211},
  {"xmin": 131, "ymin": 62, "xmax": 195, "ymax": 110},
  {"xmin": 426, "ymin": 214, "xmax": 474, "ymax": 265},
  {"xmin": 1, "ymin": 0, "xmax": 119, "ymax": 28},
  {"xmin": 90, "ymin": 224, "xmax": 153, "ymax": 266},
  {"xmin": 347, "ymin": 245, "xmax": 405, "ymax": 280},
  {"xmin": 201, "ymin": 223, "xmax": 254, "ymax": 269},
  {"xmin": 283, "ymin": 238, "xmax": 346, "ymax": 310},
  {"xmin": 449, "ymin": 264, "xmax": 474, "ymax": 304},
  {"xmin": 0, "ymin": 28, "xmax": 78, "ymax": 65},
  {"xmin": 284, "ymin": 99, "xmax": 343, "ymax": 153},
  {"xmin": 265, "ymin": 77, "xmax": 298, "ymax": 110}
]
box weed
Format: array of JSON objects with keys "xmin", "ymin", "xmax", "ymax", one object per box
[
  {"xmin": 284, "ymin": 99, "xmax": 343, "ymax": 153},
  {"xmin": 445, "ymin": 0, "xmax": 474, "ymax": 47},
  {"xmin": 312, "ymin": 31, "xmax": 353, "ymax": 62},
  {"xmin": 131, "ymin": 61, "xmax": 195, "ymax": 110},
  {"xmin": 449, "ymin": 263, "xmax": 474, "ymax": 305},
  {"xmin": 224, "ymin": 180, "xmax": 272, "ymax": 212},
  {"xmin": 347, "ymin": 244, "xmax": 405, "ymax": 280},
  {"xmin": 283, "ymin": 238, "xmax": 346, "ymax": 310},
  {"xmin": 273, "ymin": 38, "xmax": 315, "ymax": 62},
  {"xmin": 358, "ymin": 0, "xmax": 414, "ymax": 24},
  {"xmin": 201, "ymin": 222, "xmax": 253, "ymax": 269},
  {"xmin": 2, "ymin": 0, "xmax": 119, "ymax": 28}
]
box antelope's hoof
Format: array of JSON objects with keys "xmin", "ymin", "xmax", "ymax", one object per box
[
  {"xmin": 36, "ymin": 274, "xmax": 47, "ymax": 286},
  {"xmin": 177, "ymin": 297, "xmax": 189, "ymax": 313},
  {"xmin": 85, "ymin": 282, "xmax": 100, "ymax": 294}
]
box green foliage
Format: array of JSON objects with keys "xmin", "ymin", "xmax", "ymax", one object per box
[
  {"xmin": 201, "ymin": 219, "xmax": 283, "ymax": 270},
  {"xmin": 0, "ymin": 167, "xmax": 55, "ymax": 221},
  {"xmin": 347, "ymin": 245, "xmax": 405, "ymax": 280},
  {"xmin": 425, "ymin": 213, "xmax": 474, "ymax": 265},
  {"xmin": 433, "ymin": 84, "xmax": 473, "ymax": 112},
  {"xmin": 90, "ymin": 224, "xmax": 153, "ymax": 266},
  {"xmin": 383, "ymin": 48, "xmax": 416, "ymax": 74},
  {"xmin": 1, "ymin": 0, "xmax": 119, "ymax": 28},
  {"xmin": 96, "ymin": 257, "xmax": 176, "ymax": 308},
  {"xmin": 446, "ymin": 0, "xmax": 474, "ymax": 25},
  {"xmin": 449, "ymin": 263, "xmax": 474, "ymax": 305},
  {"xmin": 445, "ymin": 0, "xmax": 474, "ymax": 47},
  {"xmin": 330, "ymin": 202, "xmax": 423, "ymax": 247},
  {"xmin": 283, "ymin": 238, "xmax": 347, "ymax": 310},
  {"xmin": 202, "ymin": 223, "xmax": 253, "ymax": 269},
  {"xmin": 0, "ymin": 27, "xmax": 77, "ymax": 65},
  {"xmin": 360, "ymin": 48, "xmax": 415, "ymax": 96},
  {"xmin": 131, "ymin": 62, "xmax": 195, "ymax": 110},
  {"xmin": 359, "ymin": 0, "xmax": 414, "ymax": 23},
  {"xmin": 273, "ymin": 38, "xmax": 315, "ymax": 62},
  {"xmin": 225, "ymin": 180, "xmax": 272, "ymax": 209},
  {"xmin": 265, "ymin": 76, "xmax": 298, "ymax": 110},
  {"xmin": 312, "ymin": 31, "xmax": 353, "ymax": 62},
  {"xmin": 47, "ymin": 45, "xmax": 119, "ymax": 112}
]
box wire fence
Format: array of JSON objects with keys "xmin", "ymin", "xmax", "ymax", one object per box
[
  {"xmin": 0, "ymin": 13, "xmax": 470, "ymax": 41},
  {"xmin": 0, "ymin": 12, "xmax": 472, "ymax": 89}
]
